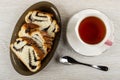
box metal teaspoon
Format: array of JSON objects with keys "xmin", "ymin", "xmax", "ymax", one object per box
[{"xmin": 59, "ymin": 56, "xmax": 108, "ymax": 71}]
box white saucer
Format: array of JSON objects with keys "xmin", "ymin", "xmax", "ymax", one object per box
[{"xmin": 66, "ymin": 11, "xmax": 114, "ymax": 56}]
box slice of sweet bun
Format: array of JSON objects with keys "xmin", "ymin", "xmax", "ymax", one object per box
[
  {"xmin": 10, "ymin": 37, "xmax": 45, "ymax": 72},
  {"xmin": 25, "ymin": 10, "xmax": 59, "ymax": 37},
  {"xmin": 18, "ymin": 23, "xmax": 53, "ymax": 56}
]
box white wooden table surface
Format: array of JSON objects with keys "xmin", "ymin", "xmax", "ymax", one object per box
[{"xmin": 0, "ymin": 0, "xmax": 120, "ymax": 80}]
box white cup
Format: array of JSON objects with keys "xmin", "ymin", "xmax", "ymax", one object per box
[
  {"xmin": 75, "ymin": 9, "xmax": 113, "ymax": 47},
  {"xmin": 66, "ymin": 9, "xmax": 114, "ymax": 56}
]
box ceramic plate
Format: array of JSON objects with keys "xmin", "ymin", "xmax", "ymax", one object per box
[
  {"xmin": 66, "ymin": 11, "xmax": 114, "ymax": 56},
  {"xmin": 10, "ymin": 1, "xmax": 61, "ymax": 75}
]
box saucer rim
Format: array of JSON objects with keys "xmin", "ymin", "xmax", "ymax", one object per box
[{"xmin": 66, "ymin": 10, "xmax": 114, "ymax": 56}]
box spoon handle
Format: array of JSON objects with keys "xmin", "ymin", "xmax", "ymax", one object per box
[{"xmin": 77, "ymin": 62, "xmax": 108, "ymax": 71}]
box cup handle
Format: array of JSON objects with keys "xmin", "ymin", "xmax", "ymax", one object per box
[{"xmin": 105, "ymin": 40, "xmax": 112, "ymax": 46}]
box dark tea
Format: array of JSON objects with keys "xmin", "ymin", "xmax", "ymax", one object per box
[{"xmin": 78, "ymin": 16, "xmax": 106, "ymax": 44}]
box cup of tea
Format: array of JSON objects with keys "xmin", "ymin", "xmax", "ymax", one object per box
[{"xmin": 67, "ymin": 9, "xmax": 114, "ymax": 56}]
